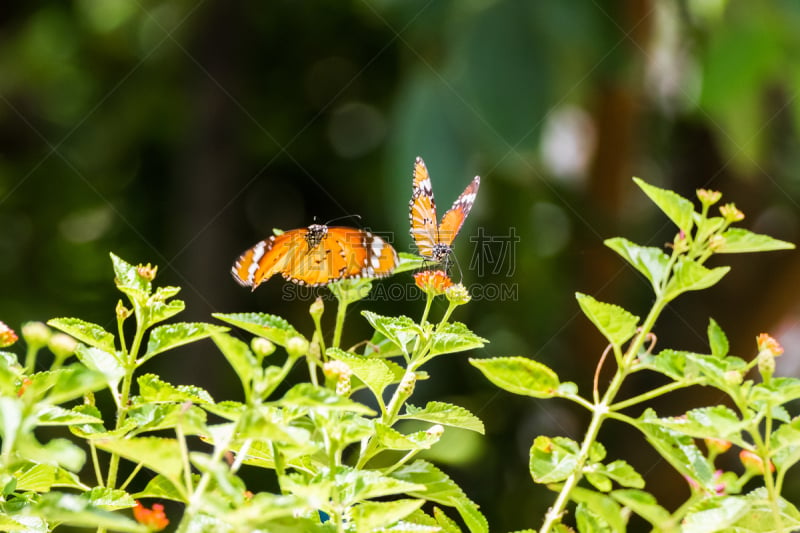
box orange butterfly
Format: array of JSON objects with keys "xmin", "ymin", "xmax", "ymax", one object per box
[
  {"xmin": 232, "ymin": 224, "xmax": 398, "ymax": 289},
  {"xmin": 409, "ymin": 156, "xmax": 481, "ymax": 263}
]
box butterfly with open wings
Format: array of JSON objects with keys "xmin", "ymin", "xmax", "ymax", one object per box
[
  {"xmin": 409, "ymin": 156, "xmax": 481, "ymax": 264},
  {"xmin": 231, "ymin": 224, "xmax": 398, "ymax": 289}
]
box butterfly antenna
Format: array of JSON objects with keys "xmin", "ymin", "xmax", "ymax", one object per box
[
  {"xmin": 448, "ymin": 252, "xmax": 465, "ymax": 284},
  {"xmin": 324, "ymin": 214, "xmax": 362, "ymax": 226}
]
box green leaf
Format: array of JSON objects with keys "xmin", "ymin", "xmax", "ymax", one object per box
[
  {"xmin": 770, "ymin": 416, "xmax": 800, "ymax": 471},
  {"xmin": 717, "ymin": 227, "xmax": 795, "ymax": 254},
  {"xmin": 134, "ymin": 474, "xmax": 185, "ymax": 502},
  {"xmin": 595, "ymin": 460, "xmax": 644, "ymax": 489},
  {"xmin": 664, "ymin": 258, "xmax": 730, "ymax": 301},
  {"xmin": 427, "ymin": 322, "xmax": 487, "ymax": 358},
  {"xmin": 35, "ymin": 405, "xmax": 104, "ymax": 426},
  {"xmin": 655, "ymin": 406, "xmax": 748, "ymax": 447},
  {"xmin": 610, "ymin": 489, "xmax": 670, "ymax": 527},
  {"xmin": 110, "ymin": 252, "xmax": 152, "ymax": 300},
  {"xmin": 682, "ymin": 496, "xmax": 750, "ymax": 533},
  {"xmin": 352, "ymin": 499, "xmax": 425, "ymax": 533},
  {"xmin": 334, "ymin": 467, "xmax": 426, "ymax": 505},
  {"xmin": 633, "ymin": 177, "xmax": 694, "ymax": 233},
  {"xmin": 94, "ymin": 437, "xmax": 184, "ymax": 481},
  {"xmin": 361, "ymin": 311, "xmax": 420, "ymax": 356},
  {"xmin": 141, "ymin": 322, "xmax": 227, "ymax": 363},
  {"xmin": 751, "ymin": 377, "xmax": 800, "ymax": 405},
  {"xmin": 74, "ymin": 344, "xmax": 124, "ymax": 392},
  {"xmin": 34, "ymin": 365, "xmax": 108, "ymax": 405},
  {"xmin": 391, "ymin": 460, "xmax": 487, "ymax": 533},
  {"xmin": 529, "ymin": 436, "xmax": 579, "ymax": 483},
  {"xmin": 82, "ymin": 487, "xmax": 136, "ymax": 510},
  {"xmin": 575, "ymin": 502, "xmax": 612, "ymax": 533},
  {"xmin": 374, "ymin": 423, "xmax": 440, "ymax": 451},
  {"xmin": 401, "ymin": 401, "xmax": 485, "ymax": 434},
  {"xmin": 576, "ymin": 293, "xmax": 639, "ymax": 347},
  {"xmin": 137, "ymin": 373, "xmax": 214, "ymax": 404},
  {"xmin": 571, "ymin": 486, "xmax": 625, "ymax": 533},
  {"xmin": 272, "ymin": 383, "xmax": 375, "ymax": 415},
  {"xmin": 210, "ymin": 332, "xmax": 257, "ymax": 392},
  {"xmin": 470, "ymin": 356, "xmax": 560, "ymax": 398},
  {"xmin": 47, "ymin": 317, "xmax": 115, "ymax": 353},
  {"xmin": 127, "ymin": 403, "xmax": 208, "ymax": 435},
  {"xmin": 18, "ymin": 436, "xmax": 86, "ymax": 472},
  {"xmin": 604, "ymin": 237, "xmax": 670, "ymax": 290},
  {"xmin": 327, "ymin": 348, "xmax": 395, "ymax": 400},
  {"xmin": 212, "ymin": 312, "xmax": 303, "ymax": 347},
  {"xmin": 707, "ymin": 318, "xmax": 729, "ymax": 358},
  {"xmin": 637, "ymin": 409, "xmax": 715, "ymax": 484},
  {"xmin": 34, "ymin": 491, "xmax": 146, "ymax": 532},
  {"xmin": 14, "ymin": 463, "xmax": 86, "ymax": 492},
  {"xmin": 147, "ymin": 294, "xmax": 185, "ymax": 325},
  {"xmin": 726, "ymin": 490, "xmax": 800, "ymax": 532}
]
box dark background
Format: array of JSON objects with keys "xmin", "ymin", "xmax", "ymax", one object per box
[{"xmin": 2, "ymin": 1, "xmax": 800, "ymax": 530}]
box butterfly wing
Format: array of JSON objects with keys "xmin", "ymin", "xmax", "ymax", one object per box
[
  {"xmin": 323, "ymin": 227, "xmax": 398, "ymax": 283},
  {"xmin": 409, "ymin": 157, "xmax": 440, "ymax": 259},
  {"xmin": 437, "ymin": 175, "xmax": 480, "ymax": 247},
  {"xmin": 231, "ymin": 229, "xmax": 310, "ymax": 289},
  {"xmin": 232, "ymin": 226, "xmax": 398, "ymax": 288}
]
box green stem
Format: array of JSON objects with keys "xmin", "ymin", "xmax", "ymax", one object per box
[
  {"xmin": 332, "ymin": 298, "xmax": 349, "ymax": 349},
  {"xmin": 539, "ymin": 299, "xmax": 666, "ymax": 533},
  {"xmin": 23, "ymin": 345, "xmax": 38, "ymax": 374},
  {"xmin": 610, "ymin": 379, "xmax": 703, "ymax": 411}
]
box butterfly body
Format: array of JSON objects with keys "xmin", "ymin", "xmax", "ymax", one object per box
[
  {"xmin": 409, "ymin": 156, "xmax": 480, "ymax": 263},
  {"xmin": 232, "ymin": 224, "xmax": 398, "ymax": 289}
]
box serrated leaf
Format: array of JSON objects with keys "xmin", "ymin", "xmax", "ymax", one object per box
[
  {"xmin": 707, "ymin": 318, "xmax": 729, "ymax": 358},
  {"xmin": 771, "ymin": 417, "xmax": 800, "ymax": 470},
  {"xmin": 94, "ymin": 437, "xmax": 184, "ymax": 481},
  {"xmin": 127, "ymin": 403, "xmax": 208, "ymax": 435},
  {"xmin": 361, "ymin": 311, "xmax": 420, "ymax": 356},
  {"xmin": 34, "ymin": 365, "xmax": 107, "ymax": 405},
  {"xmin": 682, "ymin": 496, "xmax": 750, "ymax": 533},
  {"xmin": 391, "ymin": 460, "xmax": 487, "ymax": 533},
  {"xmin": 272, "ymin": 383, "xmax": 375, "ymax": 415},
  {"xmin": 141, "ymin": 322, "xmax": 227, "ymax": 362},
  {"xmin": 751, "ymin": 377, "xmax": 800, "ymax": 405},
  {"xmin": 35, "ymin": 405, "xmax": 104, "ymax": 426},
  {"xmin": 664, "ymin": 258, "xmax": 729, "ymax": 301},
  {"xmin": 352, "ymin": 499, "xmax": 425, "ymax": 533},
  {"xmin": 656, "ymin": 406, "xmax": 748, "ymax": 446},
  {"xmin": 210, "ymin": 332, "xmax": 257, "ymax": 393},
  {"xmin": 575, "ymin": 502, "xmax": 612, "ymax": 533},
  {"xmin": 212, "ymin": 312, "xmax": 303, "ymax": 347},
  {"xmin": 18, "ymin": 437, "xmax": 86, "ymax": 472},
  {"xmin": 597, "ymin": 460, "xmax": 644, "ymax": 489},
  {"xmin": 571, "ymin": 486, "xmax": 625, "ymax": 533},
  {"xmin": 401, "ymin": 401, "xmax": 485, "ymax": 434},
  {"xmin": 576, "ymin": 293, "xmax": 639, "ymax": 347},
  {"xmin": 334, "ymin": 467, "xmax": 426, "ymax": 505},
  {"xmin": 604, "ymin": 237, "xmax": 670, "ymax": 292},
  {"xmin": 530, "ymin": 436, "xmax": 579, "ymax": 483},
  {"xmin": 147, "ymin": 297, "xmax": 185, "ymax": 326},
  {"xmin": 610, "ymin": 489, "xmax": 670, "ymax": 527},
  {"xmin": 82, "ymin": 487, "xmax": 136, "ymax": 510},
  {"xmin": 14, "ymin": 463, "xmax": 87, "ymax": 492},
  {"xmin": 470, "ymin": 356, "xmax": 560, "ymax": 398},
  {"xmin": 133, "ymin": 474, "xmax": 185, "ymax": 502},
  {"xmin": 428, "ymin": 322, "xmax": 487, "ymax": 358},
  {"xmin": 34, "ymin": 491, "xmax": 146, "ymax": 532},
  {"xmin": 110, "ymin": 252, "xmax": 151, "ymax": 300},
  {"xmin": 633, "ymin": 177, "xmax": 694, "ymax": 233},
  {"xmin": 137, "ymin": 374, "xmax": 214, "ymax": 404},
  {"xmin": 717, "ymin": 227, "xmax": 795, "ymax": 254},
  {"xmin": 47, "ymin": 318, "xmax": 115, "ymax": 353},
  {"xmin": 638, "ymin": 409, "xmax": 715, "ymax": 484},
  {"xmin": 74, "ymin": 344, "xmax": 124, "ymax": 392},
  {"xmin": 375, "ymin": 423, "xmax": 439, "ymax": 451},
  {"xmin": 327, "ymin": 348, "xmax": 394, "ymax": 400}
]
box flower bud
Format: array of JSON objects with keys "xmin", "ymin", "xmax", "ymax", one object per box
[
  {"xmin": 708, "ymin": 234, "xmax": 726, "ymax": 252},
  {"xmin": 285, "ymin": 336, "xmax": 309, "ymax": 359},
  {"xmin": 719, "ymin": 203, "xmax": 744, "ymax": 223},
  {"xmin": 0, "ymin": 322, "xmax": 18, "ymax": 348},
  {"xmin": 739, "ymin": 449, "xmax": 774, "ymax": 474},
  {"xmin": 136, "ymin": 263, "xmax": 158, "ymax": 281},
  {"xmin": 322, "ymin": 360, "xmax": 351, "ymax": 380},
  {"xmin": 398, "ymin": 371, "xmax": 417, "ymax": 397},
  {"xmin": 758, "ymin": 350, "xmax": 775, "ymax": 382},
  {"xmin": 251, "ymin": 337, "xmax": 275, "ymax": 359},
  {"xmin": 309, "ymin": 297, "xmax": 324, "ymax": 321},
  {"xmin": 48, "ymin": 333, "xmax": 77, "ymax": 360},
  {"xmin": 705, "ymin": 438, "xmax": 732, "ymax": 455},
  {"xmin": 724, "ymin": 370, "xmax": 743, "ymax": 385},
  {"xmin": 756, "ymin": 333, "xmax": 783, "ymax": 357},
  {"xmin": 426, "ymin": 424, "xmax": 444, "ymax": 438},
  {"xmin": 116, "ymin": 300, "xmax": 132, "ymax": 320},
  {"xmin": 445, "ymin": 283, "xmax": 472, "ymax": 306},
  {"xmin": 697, "ymin": 189, "xmax": 722, "ymax": 206},
  {"xmin": 21, "ymin": 322, "xmax": 50, "ymax": 349}
]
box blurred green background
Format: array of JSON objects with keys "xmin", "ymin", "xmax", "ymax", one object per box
[{"xmin": 2, "ymin": 0, "xmax": 800, "ymax": 530}]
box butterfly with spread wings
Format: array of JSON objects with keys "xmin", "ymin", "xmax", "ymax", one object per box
[
  {"xmin": 232, "ymin": 224, "xmax": 398, "ymax": 289},
  {"xmin": 409, "ymin": 156, "xmax": 481, "ymax": 263}
]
